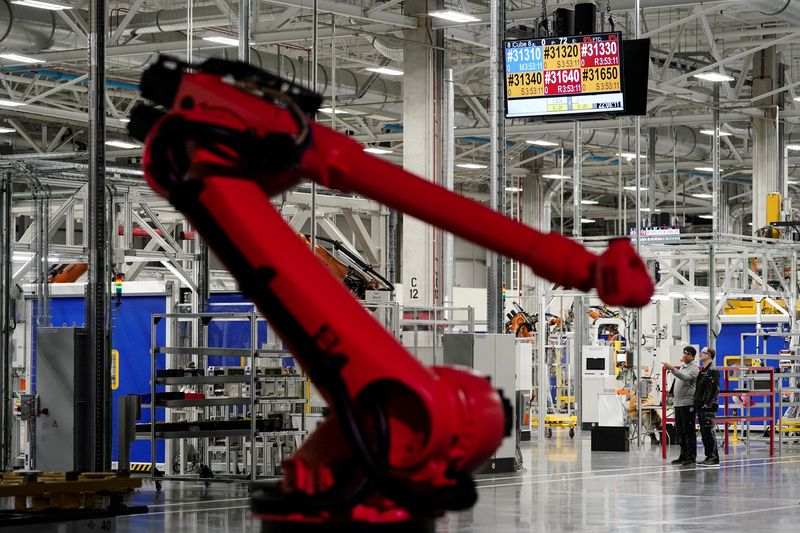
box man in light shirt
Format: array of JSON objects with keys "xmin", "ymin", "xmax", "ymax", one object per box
[{"xmin": 664, "ymin": 346, "xmax": 699, "ymax": 466}]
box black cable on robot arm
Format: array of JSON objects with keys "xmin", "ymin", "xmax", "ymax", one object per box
[
  {"xmin": 149, "ymin": 109, "xmax": 477, "ymax": 512},
  {"xmin": 331, "ymin": 381, "xmax": 478, "ymax": 512}
]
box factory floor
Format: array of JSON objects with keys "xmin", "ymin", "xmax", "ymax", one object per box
[{"xmin": 116, "ymin": 434, "xmax": 800, "ymax": 532}]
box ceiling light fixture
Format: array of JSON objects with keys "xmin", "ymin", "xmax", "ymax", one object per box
[
  {"xmin": 581, "ymin": 218, "xmax": 596, "ymax": 224},
  {"xmin": 699, "ymin": 215, "xmax": 714, "ymax": 220},
  {"xmin": 505, "ymin": 187, "xmax": 523, "ymax": 192},
  {"xmin": 0, "ymin": 53, "xmax": 46, "ymax": 64},
  {"xmin": 318, "ymin": 107, "xmax": 350, "ymax": 115},
  {"xmin": 640, "ymin": 208, "xmax": 662, "ymax": 213},
  {"xmin": 692, "ymin": 193, "xmax": 714, "ymax": 199},
  {"xmin": 364, "ymin": 147, "xmax": 393, "ymax": 155},
  {"xmin": 365, "ymin": 67, "xmax": 403, "ymax": 76},
  {"xmin": 693, "ymin": 72, "xmax": 735, "ymax": 82},
  {"xmin": 526, "ymin": 139, "xmax": 559, "ymax": 147},
  {"xmin": 789, "ymin": 180, "xmax": 798, "ymax": 185},
  {"xmin": 118, "ymin": 118, "xmax": 131, "ymax": 123},
  {"xmin": 543, "ymin": 174, "xmax": 569, "ymax": 180},
  {"xmin": 787, "ymin": 144, "xmax": 800, "ymax": 151},
  {"xmin": 12, "ymin": 252, "xmax": 61, "ymax": 262},
  {"xmin": 202, "ymin": 36, "xmax": 253, "ymax": 46},
  {"xmin": 700, "ymin": 129, "xmax": 732, "ymax": 136},
  {"xmin": 456, "ymin": 163, "xmax": 487, "ymax": 170},
  {"xmin": 428, "ymin": 10, "xmax": 481, "ymax": 23},
  {"xmin": 623, "ymin": 185, "xmax": 648, "ymax": 191},
  {"xmin": 11, "ymin": 0, "xmax": 72, "ymax": 10},
  {"xmin": 0, "ymin": 127, "xmax": 15, "ymax": 134},
  {"xmin": 106, "ymin": 140, "xmax": 141, "ymax": 149},
  {"xmin": 581, "ymin": 199, "xmax": 599, "ymax": 205},
  {"xmin": 0, "ymin": 99, "xmax": 25, "ymax": 107},
  {"xmin": 616, "ymin": 152, "xmax": 646, "ymax": 160},
  {"xmin": 694, "ymin": 167, "xmax": 715, "ymax": 172}
]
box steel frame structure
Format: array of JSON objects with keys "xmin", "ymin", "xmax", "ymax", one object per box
[
  {"xmin": 4, "ymin": 1, "xmax": 800, "ymax": 207},
  {"xmin": 540, "ymin": 232, "xmax": 800, "ymax": 445},
  {"xmin": 2, "ymin": 169, "xmax": 389, "ymax": 303}
]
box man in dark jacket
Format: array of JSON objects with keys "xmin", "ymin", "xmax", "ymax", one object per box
[
  {"xmin": 664, "ymin": 346, "xmax": 699, "ymax": 465},
  {"xmin": 694, "ymin": 347, "xmax": 721, "ymax": 466}
]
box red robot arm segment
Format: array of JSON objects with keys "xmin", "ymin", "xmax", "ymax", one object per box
[
  {"xmin": 306, "ymin": 124, "xmax": 652, "ymax": 306},
  {"xmin": 129, "ymin": 56, "xmax": 654, "ymax": 528},
  {"xmin": 134, "ymin": 57, "xmax": 653, "ymax": 309}
]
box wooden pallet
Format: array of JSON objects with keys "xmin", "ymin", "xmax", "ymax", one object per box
[{"xmin": 0, "ymin": 472, "xmax": 141, "ymax": 512}]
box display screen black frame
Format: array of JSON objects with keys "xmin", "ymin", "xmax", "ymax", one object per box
[
  {"xmin": 502, "ymin": 31, "xmax": 627, "ymax": 120},
  {"xmin": 586, "ymin": 358, "xmax": 606, "ymax": 371}
]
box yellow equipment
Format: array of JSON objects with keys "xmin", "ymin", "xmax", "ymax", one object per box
[
  {"xmin": 779, "ymin": 419, "xmax": 800, "ymax": 435},
  {"xmin": 531, "ymin": 414, "xmax": 577, "ymax": 439},
  {"xmin": 767, "ymin": 192, "xmax": 782, "ymax": 225},
  {"xmin": 723, "ymin": 356, "xmax": 763, "ymax": 374},
  {"xmin": 0, "ymin": 472, "xmax": 141, "ymax": 512},
  {"xmin": 723, "ymin": 298, "xmax": 796, "ymax": 315}
]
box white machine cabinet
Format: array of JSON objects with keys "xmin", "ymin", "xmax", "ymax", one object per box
[
  {"xmin": 581, "ymin": 345, "xmax": 617, "ymax": 429},
  {"xmin": 442, "ymin": 333, "xmax": 517, "ymax": 473}
]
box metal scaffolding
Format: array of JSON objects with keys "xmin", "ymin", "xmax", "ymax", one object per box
[{"xmin": 541, "ymin": 232, "xmax": 800, "ymax": 445}]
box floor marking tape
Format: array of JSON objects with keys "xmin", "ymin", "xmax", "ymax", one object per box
[
  {"xmin": 476, "ymin": 451, "xmax": 800, "ymax": 484},
  {"xmin": 146, "ymin": 496, "xmax": 250, "ymax": 509},
  {"xmin": 141, "ymin": 504, "xmax": 252, "ymax": 517},
  {"xmin": 477, "ymin": 457, "xmax": 800, "ymax": 489},
  {"xmin": 613, "ymin": 502, "xmax": 800, "ymax": 530}
]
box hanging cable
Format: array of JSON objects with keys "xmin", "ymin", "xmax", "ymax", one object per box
[
  {"xmin": 538, "ymin": 0, "xmax": 550, "ymax": 37},
  {"xmin": 606, "ymin": 0, "xmax": 615, "ymax": 32}
]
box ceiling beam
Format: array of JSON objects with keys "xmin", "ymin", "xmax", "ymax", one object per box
[{"xmin": 263, "ymin": 0, "xmax": 417, "ymax": 28}]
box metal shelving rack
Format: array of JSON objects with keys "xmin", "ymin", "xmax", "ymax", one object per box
[
  {"xmin": 140, "ymin": 312, "xmax": 307, "ymax": 488},
  {"xmin": 737, "ymin": 330, "xmax": 800, "ymax": 454},
  {"xmin": 720, "ymin": 366, "xmax": 775, "ymax": 456},
  {"xmin": 530, "ymin": 335, "xmax": 576, "ymax": 439}
]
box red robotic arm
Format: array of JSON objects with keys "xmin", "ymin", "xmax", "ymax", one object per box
[{"xmin": 130, "ymin": 56, "xmax": 654, "ymax": 530}]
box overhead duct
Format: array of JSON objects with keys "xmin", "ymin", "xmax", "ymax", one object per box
[
  {"xmin": 542, "ymin": 127, "xmax": 709, "ymax": 161},
  {"xmin": 0, "ymin": 0, "xmax": 74, "ymax": 51},
  {"xmin": 750, "ymin": 0, "xmax": 800, "ymax": 24},
  {"xmin": 206, "ymin": 48, "xmax": 392, "ymax": 103},
  {"xmin": 615, "ymin": 0, "xmax": 800, "ymax": 24},
  {"xmin": 610, "ymin": 0, "xmax": 727, "ymax": 8},
  {"xmin": 1, "ymin": 1, "xmax": 398, "ymax": 103},
  {"xmin": 367, "ymin": 36, "xmax": 404, "ymax": 62},
  {"xmin": 125, "ymin": 5, "xmax": 275, "ymax": 37}
]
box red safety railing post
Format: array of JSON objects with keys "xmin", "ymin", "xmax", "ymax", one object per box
[{"xmin": 661, "ymin": 365, "xmax": 668, "ymax": 460}]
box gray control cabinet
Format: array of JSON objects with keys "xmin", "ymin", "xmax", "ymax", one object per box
[
  {"xmin": 442, "ymin": 333, "xmax": 517, "ymax": 473},
  {"xmin": 35, "ymin": 327, "xmax": 91, "ymax": 472}
]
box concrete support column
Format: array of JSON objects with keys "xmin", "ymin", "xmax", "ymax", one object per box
[
  {"xmin": 443, "ymin": 68, "xmax": 455, "ymax": 307},
  {"xmin": 752, "ymin": 45, "xmax": 782, "ymax": 229},
  {"xmin": 521, "ymin": 173, "xmax": 546, "ymax": 306},
  {"xmin": 572, "ymin": 122, "xmax": 582, "ymax": 238},
  {"xmin": 401, "ymin": 0, "xmax": 441, "ymax": 307}
]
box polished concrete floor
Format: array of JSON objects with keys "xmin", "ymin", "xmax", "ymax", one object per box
[{"xmin": 116, "ymin": 434, "xmax": 800, "ymax": 532}]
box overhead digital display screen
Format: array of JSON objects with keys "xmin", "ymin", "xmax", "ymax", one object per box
[{"xmin": 504, "ymin": 32, "xmax": 625, "ymax": 119}]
